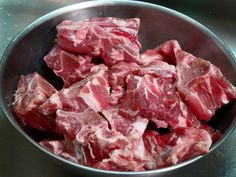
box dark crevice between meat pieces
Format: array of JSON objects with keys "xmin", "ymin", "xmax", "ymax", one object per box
[
  {"xmin": 158, "ymin": 50, "xmax": 176, "ymax": 65},
  {"xmin": 208, "ymin": 100, "xmax": 236, "ymax": 133},
  {"xmin": 39, "ymin": 61, "xmax": 64, "ymax": 90},
  {"xmin": 146, "ymin": 119, "xmax": 171, "ymax": 135},
  {"xmin": 14, "ymin": 111, "xmax": 63, "ymax": 142},
  {"xmin": 21, "ymin": 123, "xmax": 63, "ymax": 142},
  {"xmin": 91, "ymin": 56, "xmax": 104, "ymax": 65},
  {"xmin": 26, "ymin": 128, "xmax": 64, "ymax": 142},
  {"xmin": 156, "ymin": 127, "xmax": 172, "ymax": 135},
  {"xmin": 98, "ymin": 111, "xmax": 112, "ymax": 130},
  {"xmin": 122, "ymin": 83, "xmax": 127, "ymax": 91}
]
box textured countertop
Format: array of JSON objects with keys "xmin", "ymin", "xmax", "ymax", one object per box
[{"xmin": 0, "ymin": 0, "xmax": 236, "ymax": 177}]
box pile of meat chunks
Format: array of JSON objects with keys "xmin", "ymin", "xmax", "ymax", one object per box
[{"xmin": 14, "ymin": 17, "xmax": 236, "ymax": 171}]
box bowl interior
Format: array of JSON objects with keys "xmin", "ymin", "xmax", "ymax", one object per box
[{"xmin": 1, "ymin": 1, "xmax": 236, "ymax": 176}]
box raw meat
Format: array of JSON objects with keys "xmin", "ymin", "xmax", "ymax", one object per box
[
  {"xmin": 56, "ymin": 108, "xmax": 128, "ymax": 166},
  {"xmin": 101, "ymin": 108, "xmax": 150, "ymax": 171},
  {"xmin": 57, "ymin": 18, "xmax": 141, "ymax": 66},
  {"xmin": 93, "ymin": 159, "xmax": 126, "ymax": 171},
  {"xmin": 44, "ymin": 45, "xmax": 95, "ymax": 87},
  {"xmin": 39, "ymin": 139, "xmax": 64, "ymax": 155},
  {"xmin": 14, "ymin": 72, "xmax": 56, "ymax": 132},
  {"xmin": 39, "ymin": 139, "xmax": 78, "ymax": 163},
  {"xmin": 140, "ymin": 40, "xmax": 181, "ymax": 65},
  {"xmin": 56, "ymin": 107, "xmax": 149, "ymax": 169},
  {"xmin": 133, "ymin": 60, "xmax": 176, "ymax": 80},
  {"xmin": 143, "ymin": 127, "xmax": 212, "ymax": 168},
  {"xmin": 119, "ymin": 74, "xmax": 200, "ymax": 129},
  {"xmin": 39, "ymin": 64, "xmax": 110, "ymax": 115},
  {"xmin": 175, "ymin": 49, "xmax": 236, "ymax": 121},
  {"xmin": 141, "ymin": 39, "xmax": 236, "ymax": 121},
  {"xmin": 102, "ymin": 108, "xmax": 148, "ymax": 138},
  {"xmin": 108, "ymin": 62, "xmax": 139, "ymax": 89},
  {"xmin": 108, "ymin": 61, "xmax": 176, "ymax": 105},
  {"xmin": 87, "ymin": 17, "xmax": 141, "ymax": 48},
  {"xmin": 13, "ymin": 17, "xmax": 236, "ymax": 172},
  {"xmin": 200, "ymin": 125, "xmax": 221, "ymax": 143}
]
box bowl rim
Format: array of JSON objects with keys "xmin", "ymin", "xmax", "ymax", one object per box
[{"xmin": 1, "ymin": 0, "xmax": 236, "ymax": 175}]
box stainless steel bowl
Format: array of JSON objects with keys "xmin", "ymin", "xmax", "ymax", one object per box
[{"xmin": 1, "ymin": 1, "xmax": 236, "ymax": 176}]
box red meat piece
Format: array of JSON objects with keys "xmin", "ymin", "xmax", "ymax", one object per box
[
  {"xmin": 76, "ymin": 126, "xmax": 128, "ymax": 166},
  {"xmin": 93, "ymin": 159, "xmax": 126, "ymax": 171},
  {"xmin": 119, "ymin": 74, "xmax": 200, "ymax": 129},
  {"xmin": 141, "ymin": 40, "xmax": 236, "ymax": 121},
  {"xmin": 165, "ymin": 127, "xmax": 212, "ymax": 166},
  {"xmin": 133, "ymin": 60, "xmax": 176, "ymax": 80},
  {"xmin": 108, "ymin": 62, "xmax": 139, "ymax": 89},
  {"xmin": 56, "ymin": 107, "xmax": 149, "ymax": 168},
  {"xmin": 56, "ymin": 108, "xmax": 128, "ymax": 166},
  {"xmin": 39, "ymin": 64, "xmax": 110, "ymax": 115},
  {"xmin": 176, "ymin": 50, "xmax": 236, "ymax": 121},
  {"xmin": 87, "ymin": 17, "xmax": 141, "ymax": 47},
  {"xmin": 142, "ymin": 131, "xmax": 167, "ymax": 169},
  {"xmin": 56, "ymin": 108, "xmax": 111, "ymax": 164},
  {"xmin": 14, "ymin": 72, "xmax": 56, "ymax": 132},
  {"xmin": 39, "ymin": 139, "xmax": 78, "ymax": 163},
  {"xmin": 57, "ymin": 17, "xmax": 141, "ymax": 66},
  {"xmin": 108, "ymin": 62, "xmax": 139, "ymax": 106},
  {"xmin": 108, "ymin": 60, "xmax": 176, "ymax": 106},
  {"xmin": 44, "ymin": 45, "xmax": 95, "ymax": 87},
  {"xmin": 39, "ymin": 139, "xmax": 64, "ymax": 155},
  {"xmin": 102, "ymin": 108, "xmax": 151, "ymax": 171},
  {"xmin": 56, "ymin": 108, "xmax": 107, "ymax": 140},
  {"xmin": 200, "ymin": 124, "xmax": 221, "ymax": 143},
  {"xmin": 143, "ymin": 127, "xmax": 212, "ymax": 168},
  {"xmin": 108, "ymin": 137, "xmax": 158, "ymax": 171},
  {"xmin": 140, "ymin": 40, "xmax": 181, "ymax": 66},
  {"xmin": 102, "ymin": 108, "xmax": 148, "ymax": 138}
]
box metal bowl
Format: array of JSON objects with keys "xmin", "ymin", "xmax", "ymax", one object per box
[{"xmin": 0, "ymin": 1, "xmax": 236, "ymax": 176}]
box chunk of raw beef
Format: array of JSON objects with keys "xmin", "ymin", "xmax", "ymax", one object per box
[
  {"xmin": 108, "ymin": 137, "xmax": 151, "ymax": 171},
  {"xmin": 39, "ymin": 139, "xmax": 78, "ymax": 163},
  {"xmin": 39, "ymin": 65, "xmax": 110, "ymax": 115},
  {"xmin": 119, "ymin": 74, "xmax": 200, "ymax": 129},
  {"xmin": 101, "ymin": 108, "xmax": 151, "ymax": 171},
  {"xmin": 133, "ymin": 60, "xmax": 176, "ymax": 80},
  {"xmin": 143, "ymin": 127, "xmax": 212, "ymax": 168},
  {"xmin": 108, "ymin": 60, "xmax": 176, "ymax": 91},
  {"xmin": 84, "ymin": 17, "xmax": 140, "ymax": 47},
  {"xmin": 175, "ymin": 50, "xmax": 236, "ymax": 121},
  {"xmin": 102, "ymin": 108, "xmax": 148, "ymax": 138},
  {"xmin": 140, "ymin": 40, "xmax": 181, "ymax": 65},
  {"xmin": 141, "ymin": 40, "xmax": 236, "ymax": 121},
  {"xmin": 200, "ymin": 125, "xmax": 221, "ymax": 143},
  {"xmin": 56, "ymin": 108, "xmax": 107, "ymax": 140},
  {"xmin": 44, "ymin": 45, "xmax": 95, "ymax": 87},
  {"xmin": 56, "ymin": 108, "xmax": 128, "ymax": 166},
  {"xmin": 92, "ymin": 159, "xmax": 126, "ymax": 171},
  {"xmin": 14, "ymin": 72, "xmax": 56, "ymax": 132},
  {"xmin": 108, "ymin": 62, "xmax": 139, "ymax": 88},
  {"xmin": 57, "ymin": 17, "xmax": 141, "ymax": 66}
]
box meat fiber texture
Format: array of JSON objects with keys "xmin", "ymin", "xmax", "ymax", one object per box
[
  {"xmin": 14, "ymin": 73, "xmax": 56, "ymax": 133},
  {"xmin": 56, "ymin": 17, "xmax": 141, "ymax": 66},
  {"xmin": 44, "ymin": 45, "xmax": 95, "ymax": 87},
  {"xmin": 13, "ymin": 17, "xmax": 236, "ymax": 171}
]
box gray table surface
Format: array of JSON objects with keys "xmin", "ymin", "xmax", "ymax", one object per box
[{"xmin": 0, "ymin": 0, "xmax": 236, "ymax": 177}]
